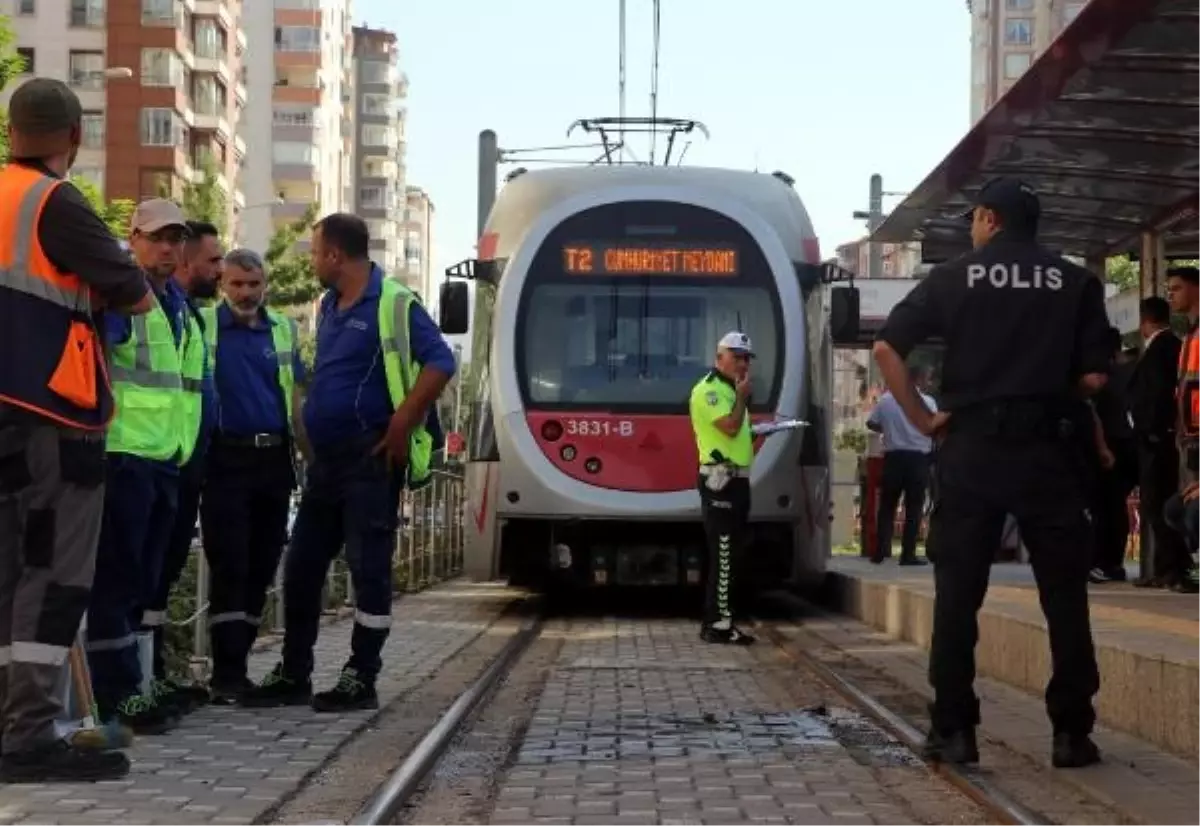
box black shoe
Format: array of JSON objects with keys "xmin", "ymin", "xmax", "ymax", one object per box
[
  {"xmin": 922, "ymin": 728, "xmax": 979, "ymax": 765},
  {"xmin": 101, "ymin": 693, "xmax": 178, "ymax": 736},
  {"xmin": 1106, "ymin": 567, "xmax": 1127, "ymax": 582},
  {"xmin": 898, "ymin": 557, "xmax": 929, "ymax": 567},
  {"xmin": 239, "ymin": 664, "xmax": 312, "ymax": 708},
  {"xmin": 700, "ymin": 625, "xmax": 756, "ymax": 646},
  {"xmin": 312, "ymin": 668, "xmax": 379, "ymax": 712},
  {"xmin": 150, "ymin": 678, "xmax": 208, "ymax": 716},
  {"xmin": 0, "ymin": 740, "xmax": 130, "ymax": 783},
  {"xmin": 1052, "ymin": 732, "xmax": 1101, "ymax": 768},
  {"xmin": 210, "ymin": 677, "xmax": 254, "ymax": 706}
]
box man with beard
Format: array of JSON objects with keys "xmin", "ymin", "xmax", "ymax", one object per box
[
  {"xmin": 241, "ymin": 214, "xmax": 453, "ymax": 712},
  {"xmin": 141, "ymin": 221, "xmax": 224, "ymax": 713},
  {"xmin": 86, "ymin": 201, "xmax": 206, "ymax": 735},
  {"xmin": 197, "ymin": 248, "xmax": 308, "ymax": 703}
]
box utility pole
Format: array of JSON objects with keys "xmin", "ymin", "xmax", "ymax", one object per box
[
  {"xmin": 478, "ymin": 129, "xmax": 499, "ymax": 239},
  {"xmin": 852, "ymin": 173, "xmax": 886, "ymax": 280}
]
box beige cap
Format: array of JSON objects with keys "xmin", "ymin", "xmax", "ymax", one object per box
[{"xmin": 131, "ymin": 198, "xmax": 187, "ymax": 234}]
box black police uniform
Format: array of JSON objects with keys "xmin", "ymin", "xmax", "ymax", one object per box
[{"xmin": 876, "ymin": 178, "xmax": 1110, "ymax": 768}]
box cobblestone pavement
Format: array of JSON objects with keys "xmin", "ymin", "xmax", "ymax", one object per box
[
  {"xmin": 0, "ymin": 582, "xmax": 514, "ymax": 826},
  {"xmin": 488, "ymin": 618, "xmax": 979, "ymax": 826}
]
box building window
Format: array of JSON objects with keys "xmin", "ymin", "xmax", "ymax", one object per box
[
  {"xmin": 68, "ymin": 51, "xmax": 105, "ymax": 88},
  {"xmin": 273, "ymin": 106, "xmax": 316, "ymax": 127},
  {"xmin": 81, "ymin": 111, "xmax": 105, "ymax": 149},
  {"xmin": 140, "ymin": 169, "xmax": 173, "ymax": 199},
  {"xmin": 360, "ymin": 124, "xmax": 395, "ymax": 147},
  {"xmin": 141, "ymin": 48, "xmax": 183, "ymax": 86},
  {"xmin": 140, "ymin": 107, "xmax": 182, "ymax": 146},
  {"xmin": 1004, "ymin": 0, "xmax": 1032, "ymax": 9},
  {"xmin": 141, "ymin": 0, "xmax": 176, "ymax": 26},
  {"xmin": 1003, "ymin": 52, "xmax": 1031, "ymax": 79},
  {"xmin": 70, "ymin": 0, "xmax": 104, "ymax": 27},
  {"xmin": 360, "ymin": 92, "xmax": 391, "ymax": 117},
  {"xmin": 359, "ymin": 59, "xmax": 393, "ymax": 85},
  {"xmin": 16, "ymin": 48, "xmax": 34, "ymax": 74},
  {"xmin": 361, "ymin": 157, "xmax": 397, "ymax": 179},
  {"xmin": 273, "ymin": 141, "xmax": 315, "ymax": 165},
  {"xmin": 193, "ymin": 19, "xmax": 224, "ymax": 61},
  {"xmin": 359, "ymin": 186, "xmax": 392, "ymax": 210},
  {"xmin": 1004, "ymin": 18, "xmax": 1032, "ymax": 46},
  {"xmin": 18, "ymin": 0, "xmax": 34, "ymax": 15},
  {"xmin": 1062, "ymin": 1, "xmax": 1087, "ymax": 24},
  {"xmin": 193, "ymin": 76, "xmax": 226, "ymax": 116},
  {"xmin": 274, "ymin": 26, "xmax": 320, "ymax": 52}
]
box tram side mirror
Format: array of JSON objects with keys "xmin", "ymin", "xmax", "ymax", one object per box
[
  {"xmin": 830, "ymin": 286, "xmax": 860, "ymax": 344},
  {"xmin": 439, "ymin": 281, "xmax": 470, "ymax": 335}
]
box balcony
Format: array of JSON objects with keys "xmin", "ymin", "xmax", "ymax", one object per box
[
  {"xmin": 273, "ymin": 121, "xmax": 320, "ymax": 142},
  {"xmin": 273, "ymin": 81, "xmax": 322, "ymax": 106},
  {"xmin": 193, "ymin": 0, "xmax": 235, "ymax": 32},
  {"xmin": 273, "ymin": 160, "xmax": 318, "ymax": 183},
  {"xmin": 272, "ymin": 200, "xmax": 313, "ymax": 221},
  {"xmin": 193, "ymin": 104, "xmax": 231, "ymax": 138}
]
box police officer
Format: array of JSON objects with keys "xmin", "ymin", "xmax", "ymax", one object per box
[
  {"xmin": 241, "ymin": 214, "xmax": 454, "ymax": 711},
  {"xmin": 689, "ymin": 331, "xmax": 757, "ymax": 646},
  {"xmin": 87, "ymin": 200, "xmax": 206, "ymax": 735},
  {"xmin": 198, "ymin": 248, "xmax": 307, "ymax": 703},
  {"xmin": 142, "ymin": 220, "xmax": 224, "ymax": 714},
  {"xmin": 873, "ymin": 177, "xmax": 1109, "ymax": 768}
]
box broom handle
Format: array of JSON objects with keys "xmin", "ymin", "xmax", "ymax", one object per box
[{"xmin": 68, "ymin": 638, "xmax": 96, "ymax": 720}]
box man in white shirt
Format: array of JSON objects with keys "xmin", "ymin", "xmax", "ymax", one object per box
[{"xmin": 867, "ymin": 365, "xmax": 937, "ymax": 565}]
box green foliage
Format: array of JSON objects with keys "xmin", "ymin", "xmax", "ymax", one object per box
[
  {"xmin": 0, "ymin": 16, "xmax": 27, "ymax": 164},
  {"xmin": 179, "ymin": 155, "xmax": 228, "ymax": 238},
  {"xmin": 265, "ymin": 203, "xmax": 320, "ymax": 307},
  {"xmin": 1106, "ymin": 255, "xmax": 1138, "ymax": 293},
  {"xmin": 297, "ymin": 328, "xmax": 316, "ymax": 373},
  {"xmin": 835, "ymin": 426, "xmax": 868, "ymax": 455},
  {"xmin": 69, "ymin": 174, "xmax": 135, "ymax": 237}
]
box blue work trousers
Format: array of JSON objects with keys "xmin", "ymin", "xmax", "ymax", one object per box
[
  {"xmin": 85, "ymin": 455, "xmax": 178, "ymax": 704},
  {"xmin": 281, "ymin": 433, "xmax": 402, "ymax": 682}
]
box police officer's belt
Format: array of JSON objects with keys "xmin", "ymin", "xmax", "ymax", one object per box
[
  {"xmin": 699, "ymin": 464, "xmax": 750, "ymax": 478},
  {"xmin": 949, "ymin": 398, "xmax": 1076, "ymax": 442}
]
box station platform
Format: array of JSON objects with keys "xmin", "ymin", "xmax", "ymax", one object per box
[{"xmin": 819, "ymin": 557, "xmax": 1198, "ymax": 759}]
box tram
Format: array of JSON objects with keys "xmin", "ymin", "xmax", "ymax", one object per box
[{"xmin": 437, "ymin": 164, "xmax": 860, "ymax": 591}]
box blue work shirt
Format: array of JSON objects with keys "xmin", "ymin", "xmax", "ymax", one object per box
[
  {"xmin": 104, "ymin": 278, "xmax": 215, "ymax": 472},
  {"xmin": 304, "ymin": 264, "xmax": 455, "ymax": 450},
  {"xmin": 213, "ymin": 303, "xmax": 307, "ymax": 436}
]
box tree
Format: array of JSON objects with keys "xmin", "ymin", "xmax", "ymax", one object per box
[
  {"xmin": 265, "ymin": 203, "xmax": 320, "ymax": 307},
  {"xmin": 70, "ymin": 174, "xmax": 135, "ymax": 237},
  {"xmin": 171, "ymin": 155, "xmax": 227, "ymax": 238},
  {"xmin": 0, "ymin": 16, "xmax": 26, "ymax": 164},
  {"xmin": 1105, "ymin": 255, "xmax": 1138, "ymax": 293}
]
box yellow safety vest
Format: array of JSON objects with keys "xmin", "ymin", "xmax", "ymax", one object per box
[
  {"xmin": 199, "ymin": 303, "xmax": 299, "ymax": 428},
  {"xmin": 688, "ymin": 370, "xmax": 752, "ymax": 468},
  {"xmin": 378, "ymin": 278, "xmax": 434, "ymax": 489}
]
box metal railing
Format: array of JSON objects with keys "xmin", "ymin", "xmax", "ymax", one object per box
[{"xmin": 166, "ymin": 470, "xmax": 466, "ymax": 672}]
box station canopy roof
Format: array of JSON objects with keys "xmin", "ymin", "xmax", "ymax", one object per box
[{"xmin": 874, "ymin": 0, "xmax": 1198, "ymax": 263}]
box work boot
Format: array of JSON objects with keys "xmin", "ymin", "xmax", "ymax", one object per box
[
  {"xmin": 1052, "ymin": 732, "xmax": 1101, "ymax": 768},
  {"xmin": 700, "ymin": 624, "xmax": 756, "ymax": 646},
  {"xmin": 922, "ymin": 727, "xmax": 979, "ymax": 764},
  {"xmin": 312, "ymin": 668, "xmax": 378, "ymax": 712},
  {"xmin": 239, "ymin": 663, "xmax": 312, "ymax": 708},
  {"xmin": 898, "ymin": 557, "xmax": 929, "ymax": 567},
  {"xmin": 104, "ymin": 693, "xmax": 178, "ymax": 736},
  {"xmin": 0, "ymin": 740, "xmax": 130, "ymax": 783},
  {"xmin": 210, "ymin": 676, "xmax": 254, "ymax": 706}
]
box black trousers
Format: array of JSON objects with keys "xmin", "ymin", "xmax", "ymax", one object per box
[
  {"xmin": 698, "ymin": 476, "xmax": 750, "ymax": 627},
  {"xmin": 874, "ymin": 450, "xmax": 931, "ymax": 561},
  {"xmin": 927, "ymin": 429, "xmax": 1099, "ymax": 737},
  {"xmin": 1137, "ymin": 440, "xmax": 1189, "ymax": 583},
  {"xmin": 198, "ymin": 442, "xmax": 294, "ymax": 685},
  {"xmin": 1091, "ymin": 438, "xmax": 1138, "ymax": 572},
  {"xmin": 148, "ymin": 455, "xmax": 205, "ymax": 679}
]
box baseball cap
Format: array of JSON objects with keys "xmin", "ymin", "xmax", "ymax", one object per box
[
  {"xmin": 963, "ymin": 176, "xmax": 1041, "ymax": 227},
  {"xmin": 130, "ymin": 199, "xmax": 188, "ymax": 235},
  {"xmin": 717, "ymin": 331, "xmax": 755, "ymax": 357},
  {"xmin": 8, "ymin": 77, "xmax": 82, "ymax": 135}
]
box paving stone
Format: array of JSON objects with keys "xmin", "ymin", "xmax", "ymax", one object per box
[{"xmin": 0, "ymin": 585, "xmax": 503, "ymax": 826}]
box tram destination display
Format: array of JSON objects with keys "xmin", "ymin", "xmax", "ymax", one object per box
[{"xmin": 562, "ymin": 243, "xmax": 739, "ymax": 276}]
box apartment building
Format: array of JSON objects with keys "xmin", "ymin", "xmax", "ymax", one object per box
[
  {"xmin": 350, "ymin": 24, "xmax": 407, "ymax": 277},
  {"xmin": 7, "ymin": 0, "xmax": 246, "ymax": 232},
  {"xmin": 403, "ymin": 185, "xmax": 434, "ymax": 300},
  {"xmin": 968, "ymin": 0, "xmax": 1090, "ymax": 122},
  {"xmin": 239, "ymin": 0, "xmax": 352, "ymax": 253}
]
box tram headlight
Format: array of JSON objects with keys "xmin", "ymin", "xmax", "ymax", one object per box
[
  {"xmin": 584, "ymin": 457, "xmax": 602, "ymax": 474},
  {"xmin": 560, "ymin": 445, "xmax": 577, "ymax": 462},
  {"xmin": 541, "ymin": 420, "xmax": 564, "ymax": 442}
]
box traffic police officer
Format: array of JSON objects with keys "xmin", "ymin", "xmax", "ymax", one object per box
[
  {"xmin": 689, "ymin": 331, "xmax": 757, "ymax": 646},
  {"xmin": 241, "ymin": 213, "xmax": 454, "ymax": 712},
  {"xmin": 88, "ymin": 200, "xmax": 206, "ymax": 736},
  {"xmin": 198, "ymin": 248, "xmax": 307, "ymax": 703},
  {"xmin": 873, "ymin": 177, "xmax": 1110, "ymax": 768}
]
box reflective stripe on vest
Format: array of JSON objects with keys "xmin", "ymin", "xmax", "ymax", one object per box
[
  {"xmin": 0, "ymin": 166, "xmax": 112, "ymax": 429},
  {"xmin": 199, "ymin": 303, "xmax": 297, "ymax": 429},
  {"xmin": 1181, "ymin": 328, "xmax": 1199, "ymax": 436},
  {"xmin": 107, "ymin": 296, "xmax": 205, "ymax": 464},
  {"xmin": 378, "ymin": 278, "xmax": 434, "ymax": 489}
]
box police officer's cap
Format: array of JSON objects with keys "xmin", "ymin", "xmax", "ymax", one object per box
[
  {"xmin": 965, "ymin": 176, "xmax": 1041, "ymax": 227},
  {"xmin": 717, "ymin": 331, "xmax": 755, "ymax": 358}
]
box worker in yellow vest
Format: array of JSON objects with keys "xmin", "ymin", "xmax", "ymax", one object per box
[
  {"xmin": 1166, "ymin": 265, "xmax": 1199, "ymax": 592},
  {"xmin": 85, "ymin": 200, "xmax": 205, "ymax": 736},
  {"xmin": 242, "ymin": 213, "xmax": 455, "ymax": 712}
]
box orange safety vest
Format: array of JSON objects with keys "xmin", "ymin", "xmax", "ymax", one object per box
[
  {"xmin": 0, "ymin": 164, "xmax": 112, "ymax": 430},
  {"xmin": 1179, "ymin": 325, "xmax": 1199, "ymax": 438}
]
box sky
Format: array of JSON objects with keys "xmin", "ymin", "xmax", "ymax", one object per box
[{"xmin": 356, "ymin": 0, "xmax": 972, "ymax": 345}]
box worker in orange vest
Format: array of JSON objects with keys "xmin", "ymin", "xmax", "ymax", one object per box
[
  {"xmin": 1166, "ymin": 265, "xmax": 1198, "ymax": 592},
  {"xmin": 0, "ymin": 78, "xmax": 153, "ymax": 783}
]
